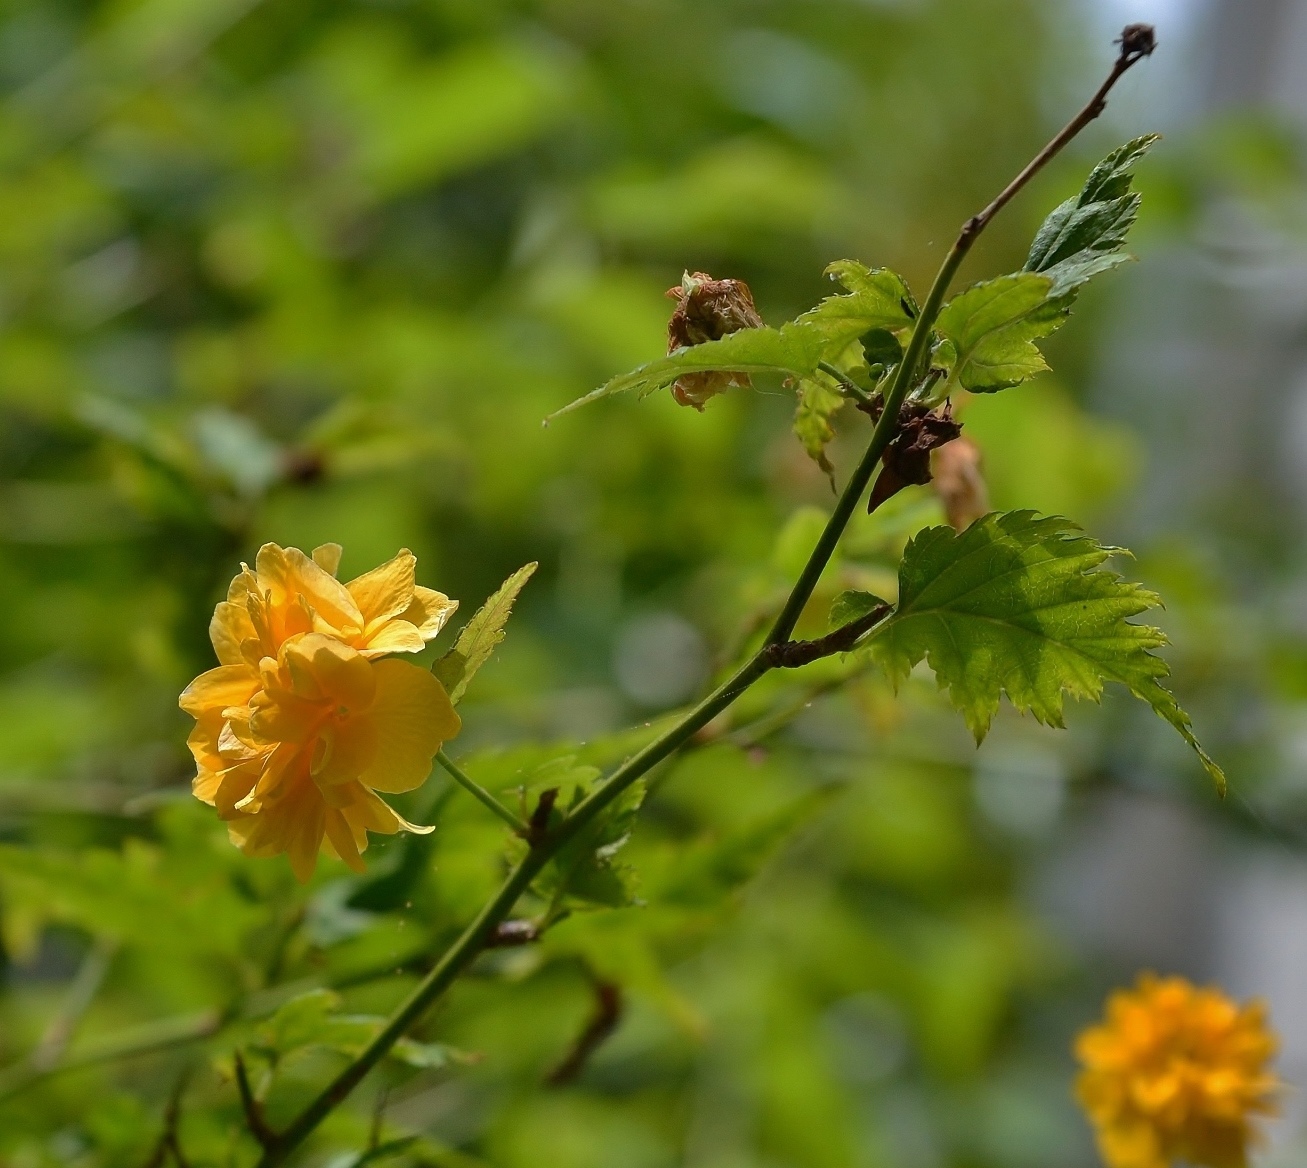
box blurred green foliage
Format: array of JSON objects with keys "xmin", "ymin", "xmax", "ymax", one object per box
[{"xmin": 0, "ymin": 0, "xmax": 1268, "ymax": 1165}]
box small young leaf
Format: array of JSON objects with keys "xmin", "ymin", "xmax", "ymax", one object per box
[
  {"xmin": 865, "ymin": 511, "xmax": 1224, "ymax": 793},
  {"xmin": 933, "ymin": 272, "xmax": 1057, "ymax": 394},
  {"xmin": 546, "ymin": 262, "xmax": 913, "ymax": 420},
  {"xmin": 255, "ymin": 989, "xmax": 344, "ymax": 1055},
  {"xmin": 1026, "ymin": 133, "xmax": 1159, "ymax": 297},
  {"xmin": 792, "ymin": 375, "xmax": 846, "ymax": 478},
  {"xmin": 433, "ymin": 562, "xmax": 537, "ymax": 703},
  {"xmin": 829, "ymin": 589, "xmax": 889, "ymax": 630}
]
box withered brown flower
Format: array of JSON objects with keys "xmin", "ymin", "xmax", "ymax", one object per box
[{"xmin": 665, "ymin": 271, "xmax": 764, "ymax": 409}]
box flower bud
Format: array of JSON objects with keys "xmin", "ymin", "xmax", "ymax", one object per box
[{"xmin": 665, "ymin": 271, "xmax": 764, "ymax": 409}]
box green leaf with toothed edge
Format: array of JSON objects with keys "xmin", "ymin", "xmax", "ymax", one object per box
[
  {"xmin": 863, "ymin": 511, "xmax": 1225, "ymax": 793},
  {"xmin": 545, "ymin": 261, "xmax": 913, "ymax": 421},
  {"xmin": 932, "ymin": 136, "xmax": 1159, "ymax": 399},
  {"xmin": 933, "ymin": 272, "xmax": 1059, "ymax": 394},
  {"xmin": 433, "ymin": 561, "xmax": 537, "ymax": 704},
  {"xmin": 1026, "ymin": 133, "xmax": 1159, "ymax": 297}
]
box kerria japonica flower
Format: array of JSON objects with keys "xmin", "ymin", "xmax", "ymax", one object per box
[
  {"xmin": 180, "ymin": 543, "xmax": 460, "ymax": 881},
  {"xmin": 1076, "ymin": 974, "xmax": 1279, "ymax": 1168}
]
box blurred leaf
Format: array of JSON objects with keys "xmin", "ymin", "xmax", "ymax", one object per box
[
  {"xmin": 531, "ymin": 772, "xmax": 646, "ymax": 910},
  {"xmin": 255, "ymin": 988, "xmax": 344, "ymax": 1055},
  {"xmin": 865, "ymin": 511, "xmax": 1225, "ymax": 791},
  {"xmin": 434, "ymin": 562, "xmax": 537, "ymax": 704}
]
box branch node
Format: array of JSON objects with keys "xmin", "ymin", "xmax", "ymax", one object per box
[
  {"xmin": 234, "ymin": 1052, "xmax": 280, "ymax": 1152},
  {"xmin": 764, "ymin": 605, "xmax": 891, "ymax": 670},
  {"xmin": 546, "ymin": 980, "xmax": 623, "ymax": 1086},
  {"xmin": 526, "ymin": 787, "xmax": 560, "ymax": 848}
]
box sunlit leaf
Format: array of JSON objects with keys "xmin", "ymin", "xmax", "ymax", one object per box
[
  {"xmin": 865, "ymin": 511, "xmax": 1224, "ymax": 792},
  {"xmin": 433, "ymin": 562, "xmax": 537, "ymax": 703},
  {"xmin": 933, "ymin": 272, "xmax": 1056, "ymax": 394}
]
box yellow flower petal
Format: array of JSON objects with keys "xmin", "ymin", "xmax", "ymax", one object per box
[
  {"xmin": 401, "ymin": 586, "xmax": 458, "ymax": 639},
  {"xmin": 341, "ymin": 784, "xmax": 434, "ymax": 836},
  {"xmin": 323, "ymin": 807, "xmax": 366, "ymax": 872},
  {"xmin": 346, "ymin": 549, "xmax": 417, "ymax": 626},
  {"xmin": 256, "ymin": 543, "xmax": 363, "ymax": 634},
  {"xmin": 358, "ymin": 659, "xmax": 460, "ymax": 794},
  {"xmin": 357, "ymin": 619, "xmax": 427, "ymax": 657},
  {"xmin": 310, "ymin": 716, "xmax": 379, "ymax": 794},
  {"xmin": 312, "ymin": 543, "xmax": 343, "ymax": 576},
  {"xmin": 179, "ymin": 666, "xmax": 259, "ymax": 717},
  {"xmin": 210, "ymin": 601, "xmax": 257, "ymax": 666},
  {"xmin": 283, "ymin": 634, "xmax": 376, "ymax": 711}
]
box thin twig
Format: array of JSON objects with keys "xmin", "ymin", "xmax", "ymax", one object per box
[
  {"xmin": 142, "ymin": 1068, "xmax": 191, "ymax": 1168},
  {"xmin": 762, "ymin": 605, "xmax": 891, "ymax": 669},
  {"xmin": 436, "ymin": 749, "xmax": 531, "ymax": 836},
  {"xmin": 0, "ymin": 1008, "xmax": 223, "ymax": 1103},
  {"xmin": 368, "ymin": 1086, "xmax": 390, "ymax": 1151},
  {"xmin": 234, "ymin": 1052, "xmax": 279, "ymax": 1151},
  {"xmin": 817, "ymin": 361, "xmax": 873, "ymax": 405},
  {"xmin": 30, "ymin": 935, "xmax": 118, "ymax": 1072},
  {"xmin": 960, "ymin": 23, "xmax": 1155, "ymax": 246},
  {"xmin": 546, "ymin": 980, "xmax": 623, "ymax": 1086}
]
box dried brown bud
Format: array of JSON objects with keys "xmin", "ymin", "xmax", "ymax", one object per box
[
  {"xmin": 867, "ymin": 402, "xmax": 963, "ymax": 513},
  {"xmin": 1117, "ymin": 23, "xmax": 1156, "ymax": 63},
  {"xmin": 665, "ymin": 271, "xmax": 764, "ymax": 409},
  {"xmin": 932, "ymin": 436, "xmax": 989, "ymax": 531}
]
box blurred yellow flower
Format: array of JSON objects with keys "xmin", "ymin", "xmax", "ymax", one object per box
[
  {"xmin": 1075, "ymin": 974, "xmax": 1279, "ymax": 1168},
  {"xmin": 180, "ymin": 544, "xmax": 461, "ymax": 880}
]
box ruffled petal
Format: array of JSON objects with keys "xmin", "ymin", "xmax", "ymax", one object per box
[
  {"xmin": 358, "ymin": 659, "xmax": 460, "ymax": 794},
  {"xmin": 282, "ymin": 633, "xmax": 376, "ymax": 710},
  {"xmin": 341, "ymin": 784, "xmax": 434, "ymax": 836},
  {"xmin": 256, "ymin": 543, "xmax": 363, "ymax": 635},
  {"xmin": 323, "ymin": 807, "xmax": 366, "ymax": 872},
  {"xmin": 358, "ymin": 620, "xmax": 427, "ymax": 657},
  {"xmin": 402, "ymin": 587, "xmax": 458, "ymax": 639},
  {"xmin": 312, "ymin": 543, "xmax": 343, "ymax": 576},
  {"xmin": 179, "ymin": 666, "xmax": 259, "ymax": 717},
  {"xmin": 310, "ymin": 716, "xmax": 379, "ymax": 795},
  {"xmin": 346, "ymin": 549, "xmax": 417, "ymax": 626},
  {"xmin": 210, "ymin": 601, "xmax": 257, "ymax": 666}
]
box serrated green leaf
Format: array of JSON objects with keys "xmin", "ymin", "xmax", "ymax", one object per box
[
  {"xmin": 829, "ymin": 589, "xmax": 889, "ymax": 630},
  {"xmin": 433, "ymin": 561, "xmax": 537, "ymax": 703},
  {"xmin": 546, "ymin": 262, "xmax": 913, "ymax": 420},
  {"xmin": 933, "ymin": 272, "xmax": 1057, "ymax": 394},
  {"xmin": 1026, "ymin": 133, "xmax": 1159, "ymax": 297},
  {"xmin": 865, "ymin": 511, "xmax": 1224, "ymax": 793}
]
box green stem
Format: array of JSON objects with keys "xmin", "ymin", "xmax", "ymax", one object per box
[
  {"xmin": 436, "ymin": 749, "xmax": 529, "ymax": 835},
  {"xmin": 251, "ymin": 30, "xmax": 1154, "ymax": 1162},
  {"xmin": 816, "ymin": 361, "xmax": 872, "ymax": 405}
]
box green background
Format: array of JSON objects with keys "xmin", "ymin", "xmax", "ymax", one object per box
[{"xmin": 0, "ymin": 0, "xmax": 1302, "ymax": 1164}]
